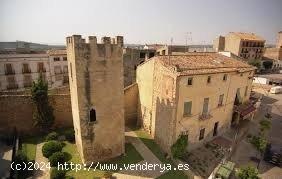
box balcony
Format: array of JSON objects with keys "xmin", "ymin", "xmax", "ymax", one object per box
[
  {"xmin": 22, "ymin": 68, "xmax": 31, "ymax": 74},
  {"xmin": 7, "ymin": 83, "xmax": 18, "ymax": 90},
  {"xmin": 199, "ymin": 113, "xmax": 212, "ymax": 120},
  {"xmin": 38, "ymin": 68, "xmax": 46, "ymax": 73},
  {"xmin": 23, "ymin": 82, "xmax": 32, "ymax": 88},
  {"xmin": 5, "ymin": 70, "xmax": 15, "ymax": 75}
]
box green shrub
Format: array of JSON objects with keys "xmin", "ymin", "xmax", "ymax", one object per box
[
  {"xmin": 171, "ymin": 134, "xmax": 188, "ymax": 159},
  {"xmin": 46, "ymin": 132, "xmax": 58, "ymax": 141},
  {"xmin": 50, "ymin": 167, "xmax": 66, "ymax": 179},
  {"xmin": 49, "ymin": 152, "xmax": 66, "ymax": 167},
  {"xmin": 65, "ymin": 129, "xmax": 75, "ymax": 142},
  {"xmin": 42, "ymin": 141, "xmax": 63, "ymax": 158}
]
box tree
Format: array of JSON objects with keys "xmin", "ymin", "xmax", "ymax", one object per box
[
  {"xmin": 31, "ymin": 74, "xmax": 54, "ymax": 130},
  {"xmin": 171, "ymin": 134, "xmax": 188, "ymax": 159},
  {"xmin": 237, "ymin": 166, "xmax": 259, "ymax": 179},
  {"xmin": 259, "ymin": 119, "xmax": 271, "ymax": 134},
  {"xmin": 250, "ymin": 134, "xmax": 267, "ymax": 169},
  {"xmin": 248, "ymin": 59, "xmax": 261, "ymax": 70},
  {"xmin": 262, "ymin": 61, "xmax": 273, "ymax": 69}
]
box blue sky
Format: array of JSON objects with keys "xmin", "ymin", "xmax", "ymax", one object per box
[{"xmin": 0, "ymin": 0, "xmax": 281, "ymax": 45}]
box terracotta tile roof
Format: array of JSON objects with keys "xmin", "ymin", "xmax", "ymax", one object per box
[
  {"xmin": 47, "ymin": 49, "xmax": 66, "ymax": 56},
  {"xmin": 229, "ymin": 32, "xmax": 265, "ymax": 41},
  {"xmin": 152, "ymin": 53, "xmax": 255, "ymax": 75}
]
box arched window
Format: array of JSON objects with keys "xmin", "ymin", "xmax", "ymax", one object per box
[{"xmin": 90, "ymin": 108, "xmax": 96, "ymax": 122}]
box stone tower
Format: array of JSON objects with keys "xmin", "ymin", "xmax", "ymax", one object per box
[
  {"xmin": 66, "ymin": 35, "xmax": 124, "ymax": 164},
  {"xmin": 277, "ymin": 31, "xmax": 282, "ymax": 48}
]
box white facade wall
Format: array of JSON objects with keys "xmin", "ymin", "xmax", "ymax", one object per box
[
  {"xmin": 0, "ymin": 53, "xmax": 68, "ymax": 91},
  {"xmin": 49, "ymin": 55, "xmax": 68, "ymax": 88},
  {"xmin": 253, "ymin": 77, "xmax": 269, "ymax": 85}
]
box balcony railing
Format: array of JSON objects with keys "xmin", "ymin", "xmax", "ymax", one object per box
[
  {"xmin": 22, "ymin": 68, "xmax": 31, "ymax": 74},
  {"xmin": 38, "ymin": 68, "xmax": 46, "ymax": 73},
  {"xmin": 23, "ymin": 82, "xmax": 32, "ymax": 88},
  {"xmin": 199, "ymin": 113, "xmax": 212, "ymax": 120},
  {"xmin": 7, "ymin": 83, "xmax": 18, "ymax": 90},
  {"xmin": 5, "ymin": 70, "xmax": 15, "ymax": 75}
]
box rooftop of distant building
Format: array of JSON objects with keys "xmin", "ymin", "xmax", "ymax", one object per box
[
  {"xmin": 146, "ymin": 52, "xmax": 255, "ymax": 75},
  {"xmin": 229, "ymin": 32, "xmax": 265, "ymax": 41},
  {"xmin": 47, "ymin": 49, "xmax": 66, "ymax": 56}
]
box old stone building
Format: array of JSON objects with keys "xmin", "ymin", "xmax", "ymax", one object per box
[
  {"xmin": 47, "ymin": 49, "xmax": 69, "ymax": 87},
  {"xmin": 0, "ymin": 52, "xmax": 50, "ymax": 90},
  {"xmin": 0, "ymin": 50, "xmax": 68, "ymax": 91},
  {"xmin": 214, "ymin": 32, "xmax": 265, "ymax": 60},
  {"xmin": 263, "ymin": 31, "xmax": 282, "ymax": 70},
  {"xmin": 213, "ymin": 36, "xmax": 225, "ymax": 52},
  {"xmin": 123, "ymin": 47, "xmax": 156, "ymax": 87},
  {"xmin": 136, "ymin": 53, "xmax": 255, "ymax": 153},
  {"xmin": 156, "ymin": 45, "xmax": 213, "ymax": 56},
  {"xmin": 66, "ymin": 35, "xmax": 125, "ymax": 164}
]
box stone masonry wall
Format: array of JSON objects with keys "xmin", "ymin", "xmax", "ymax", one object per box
[
  {"xmin": 0, "ymin": 94, "xmax": 73, "ymax": 134},
  {"xmin": 124, "ymin": 83, "xmax": 138, "ymax": 126}
]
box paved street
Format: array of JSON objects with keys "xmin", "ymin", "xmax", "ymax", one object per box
[{"xmin": 231, "ymin": 88, "xmax": 282, "ymax": 179}]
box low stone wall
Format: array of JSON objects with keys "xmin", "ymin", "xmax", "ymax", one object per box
[
  {"xmin": 0, "ymin": 93, "xmax": 73, "ymax": 134},
  {"xmin": 124, "ymin": 83, "xmax": 138, "ymax": 126}
]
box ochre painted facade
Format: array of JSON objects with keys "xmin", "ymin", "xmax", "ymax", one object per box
[{"xmin": 137, "ymin": 54, "xmax": 255, "ymax": 154}]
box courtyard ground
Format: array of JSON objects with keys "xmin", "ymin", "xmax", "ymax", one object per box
[
  {"xmin": 0, "ymin": 141, "xmax": 13, "ymax": 178},
  {"xmin": 230, "ymin": 86, "xmax": 282, "ymax": 179}
]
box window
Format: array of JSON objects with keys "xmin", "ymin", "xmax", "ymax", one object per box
[
  {"xmin": 207, "ymin": 76, "xmax": 211, "ymax": 84},
  {"xmin": 54, "ymin": 66, "xmax": 62, "ymax": 74},
  {"xmin": 223, "ymin": 74, "xmax": 227, "ymax": 81},
  {"xmin": 183, "ymin": 101, "xmax": 192, "ymax": 116},
  {"xmin": 218, "ymin": 94, "xmax": 224, "ymax": 106},
  {"xmin": 244, "ymin": 86, "xmax": 248, "ymax": 97},
  {"xmin": 23, "ymin": 75, "xmax": 32, "ymax": 87},
  {"xmin": 90, "ymin": 108, "xmax": 96, "ymax": 122},
  {"xmin": 213, "ymin": 122, "xmax": 219, "ymax": 136},
  {"xmin": 202, "ymin": 98, "xmax": 209, "ymax": 115},
  {"xmin": 37, "ymin": 62, "xmax": 45, "ymax": 73},
  {"xmin": 5, "ymin": 63, "xmax": 14, "ymax": 75},
  {"xmin": 139, "ymin": 52, "xmax": 145, "ymax": 58},
  {"xmin": 199, "ymin": 128, "xmax": 205, "ymax": 140},
  {"xmin": 63, "ymin": 57, "xmax": 67, "ymax": 61},
  {"xmin": 54, "ymin": 57, "xmax": 60, "ymax": 61},
  {"xmin": 22, "ymin": 63, "xmax": 31, "ymax": 73},
  {"xmin": 187, "ymin": 77, "xmax": 193, "ymax": 85},
  {"xmin": 149, "ymin": 52, "xmax": 155, "ymax": 58},
  {"xmin": 240, "ymin": 73, "xmax": 243, "ymax": 77},
  {"xmin": 63, "ymin": 65, "xmax": 68, "ymax": 73}
]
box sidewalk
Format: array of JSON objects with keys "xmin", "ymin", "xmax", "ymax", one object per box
[
  {"xmin": 33, "ymin": 142, "xmax": 49, "ymax": 179},
  {"xmin": 113, "ymin": 130, "xmax": 167, "ymax": 179}
]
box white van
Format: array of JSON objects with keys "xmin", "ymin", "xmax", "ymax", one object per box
[{"xmin": 270, "ymin": 86, "xmax": 282, "ymax": 94}]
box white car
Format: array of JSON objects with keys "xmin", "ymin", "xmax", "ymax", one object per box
[{"xmin": 270, "ymin": 86, "xmax": 282, "ymax": 94}]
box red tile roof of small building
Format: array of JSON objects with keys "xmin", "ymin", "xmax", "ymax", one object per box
[{"xmin": 152, "ymin": 53, "xmax": 255, "ymax": 75}]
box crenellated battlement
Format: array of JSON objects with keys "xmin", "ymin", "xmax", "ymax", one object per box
[
  {"xmin": 66, "ymin": 35, "xmax": 123, "ymax": 46},
  {"xmin": 66, "ymin": 35, "xmax": 124, "ymax": 59}
]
